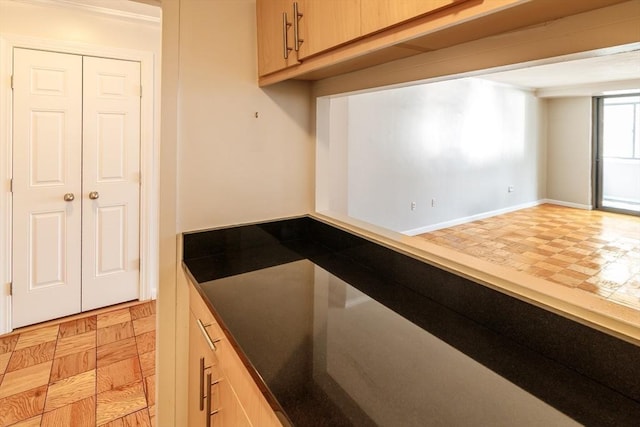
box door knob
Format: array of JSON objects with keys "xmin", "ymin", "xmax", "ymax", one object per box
[
  {"xmin": 89, "ymin": 191, "xmax": 99, "ymax": 200},
  {"xmin": 63, "ymin": 193, "xmax": 75, "ymax": 202}
]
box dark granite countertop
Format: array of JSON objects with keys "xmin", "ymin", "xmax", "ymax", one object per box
[{"xmin": 184, "ymin": 216, "xmax": 640, "ymax": 427}]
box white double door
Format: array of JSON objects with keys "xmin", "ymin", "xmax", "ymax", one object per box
[{"xmin": 12, "ymin": 48, "xmax": 141, "ymax": 328}]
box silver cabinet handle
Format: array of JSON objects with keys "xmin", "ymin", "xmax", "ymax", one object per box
[
  {"xmin": 200, "ymin": 357, "xmax": 222, "ymax": 414},
  {"xmin": 197, "ymin": 318, "xmax": 221, "ymax": 351},
  {"xmin": 293, "ymin": 2, "xmax": 303, "ymax": 51},
  {"xmin": 63, "ymin": 193, "xmax": 75, "ymax": 202},
  {"xmin": 282, "ymin": 12, "xmax": 292, "ymax": 59},
  {"xmin": 206, "ymin": 373, "xmax": 220, "ymax": 427},
  {"xmin": 206, "ymin": 372, "xmax": 212, "ymax": 427},
  {"xmin": 89, "ymin": 191, "xmax": 99, "ymax": 200},
  {"xmin": 199, "ymin": 357, "xmax": 207, "ymax": 411}
]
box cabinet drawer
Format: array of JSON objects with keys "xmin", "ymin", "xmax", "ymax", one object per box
[
  {"xmin": 189, "ymin": 308, "xmax": 223, "ymax": 427},
  {"xmin": 192, "ymin": 316, "xmax": 224, "ymax": 365},
  {"xmin": 190, "ymin": 281, "xmax": 217, "ymax": 327}
]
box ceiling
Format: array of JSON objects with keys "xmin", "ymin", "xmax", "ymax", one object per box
[
  {"xmin": 23, "ymin": 0, "xmax": 161, "ymax": 20},
  {"xmin": 77, "ymin": 0, "xmax": 160, "ymax": 17},
  {"xmin": 480, "ymin": 50, "xmax": 640, "ymax": 93}
]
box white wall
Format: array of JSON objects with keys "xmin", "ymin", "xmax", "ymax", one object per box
[
  {"xmin": 324, "ymin": 78, "xmax": 545, "ymax": 234},
  {"xmin": 328, "ymin": 97, "xmax": 350, "ymax": 214},
  {"xmin": 176, "ymin": 0, "xmax": 313, "ymax": 233},
  {"xmin": 158, "ymin": 0, "xmax": 180, "ymax": 423},
  {"xmin": 0, "ymin": 0, "xmax": 160, "ymax": 50},
  {"xmin": 546, "ymin": 97, "xmax": 593, "ymax": 207},
  {"xmin": 315, "ymin": 95, "xmax": 349, "ymax": 215},
  {"xmin": 158, "ymin": 1, "xmax": 313, "ymax": 424}
]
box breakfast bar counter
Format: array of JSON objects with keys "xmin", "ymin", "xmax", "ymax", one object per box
[{"xmin": 183, "ymin": 216, "xmax": 640, "ymax": 426}]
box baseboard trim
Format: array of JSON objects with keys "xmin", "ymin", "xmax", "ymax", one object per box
[
  {"xmin": 543, "ymin": 199, "xmax": 593, "ymax": 210},
  {"xmin": 403, "ymin": 200, "xmax": 545, "ymax": 236},
  {"xmin": 403, "ymin": 199, "xmax": 595, "ymax": 236}
]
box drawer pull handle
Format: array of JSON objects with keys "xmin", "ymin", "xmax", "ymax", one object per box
[
  {"xmin": 199, "ymin": 357, "xmax": 212, "ymax": 411},
  {"xmin": 206, "ymin": 373, "xmax": 221, "ymax": 427},
  {"xmin": 293, "ymin": 2, "xmax": 303, "ymax": 51},
  {"xmin": 197, "ymin": 318, "xmax": 221, "ymax": 351},
  {"xmin": 282, "ymin": 12, "xmax": 293, "ymax": 59},
  {"xmin": 206, "ymin": 372, "xmax": 212, "ymax": 427}
]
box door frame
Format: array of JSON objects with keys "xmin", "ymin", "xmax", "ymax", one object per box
[
  {"xmin": 0, "ymin": 34, "xmax": 159, "ymax": 334},
  {"xmin": 592, "ymin": 93, "xmax": 640, "ymax": 216}
]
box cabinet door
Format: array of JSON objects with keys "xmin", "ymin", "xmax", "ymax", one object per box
[
  {"xmin": 189, "ymin": 297, "xmax": 252, "ymax": 427},
  {"xmin": 218, "ymin": 378, "xmax": 252, "ymax": 427},
  {"xmin": 296, "ymin": 0, "xmax": 361, "ymax": 59},
  {"xmin": 257, "ymin": 0, "xmax": 299, "ymax": 76},
  {"xmin": 216, "ymin": 338, "xmax": 283, "ymax": 427},
  {"xmin": 361, "ymin": 0, "xmax": 461, "ymax": 35},
  {"xmin": 189, "ymin": 311, "xmax": 214, "ymax": 426}
]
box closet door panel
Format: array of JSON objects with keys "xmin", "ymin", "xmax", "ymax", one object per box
[
  {"xmin": 82, "ymin": 56, "xmax": 141, "ymax": 311},
  {"xmin": 11, "ymin": 48, "xmax": 83, "ymax": 328}
]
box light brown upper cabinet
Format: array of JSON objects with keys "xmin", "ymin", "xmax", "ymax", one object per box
[
  {"xmin": 256, "ymin": 0, "xmax": 300, "ymax": 76},
  {"xmin": 361, "ymin": 0, "xmax": 461, "ymax": 35},
  {"xmin": 256, "ymin": 0, "xmax": 467, "ymax": 79},
  {"xmin": 256, "ymin": 0, "xmax": 360, "ymax": 76},
  {"xmin": 295, "ymin": 0, "xmax": 361, "ymax": 60},
  {"xmin": 256, "ymin": 0, "xmax": 634, "ymax": 85}
]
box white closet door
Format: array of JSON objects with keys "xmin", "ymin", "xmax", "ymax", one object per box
[
  {"xmin": 81, "ymin": 56, "xmax": 141, "ymax": 311},
  {"xmin": 12, "ymin": 48, "xmax": 83, "ymax": 328}
]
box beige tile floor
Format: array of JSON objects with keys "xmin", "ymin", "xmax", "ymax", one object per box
[
  {"xmin": 418, "ymin": 204, "xmax": 640, "ymax": 311},
  {"xmin": 0, "ymin": 300, "xmax": 156, "ymax": 426}
]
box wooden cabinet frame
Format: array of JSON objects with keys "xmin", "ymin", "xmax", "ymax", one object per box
[
  {"xmin": 187, "ymin": 278, "xmax": 283, "ymax": 427},
  {"xmin": 256, "ymin": 0, "xmax": 631, "ymax": 86}
]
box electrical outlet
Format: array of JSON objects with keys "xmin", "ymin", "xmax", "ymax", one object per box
[
  {"xmin": 411, "ymin": 201, "xmax": 416, "ymax": 211},
  {"xmin": 508, "ymin": 186, "xmax": 515, "ymax": 193}
]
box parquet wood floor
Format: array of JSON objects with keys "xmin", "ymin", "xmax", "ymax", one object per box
[
  {"xmin": 418, "ymin": 204, "xmax": 640, "ymax": 310},
  {"xmin": 0, "ymin": 301, "xmax": 156, "ymax": 427}
]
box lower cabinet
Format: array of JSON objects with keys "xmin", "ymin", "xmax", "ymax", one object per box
[
  {"xmin": 217, "ymin": 375, "xmax": 252, "ymax": 427},
  {"xmin": 188, "ymin": 302, "xmax": 251, "ymax": 426},
  {"xmin": 188, "ymin": 281, "xmax": 283, "ymax": 427}
]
